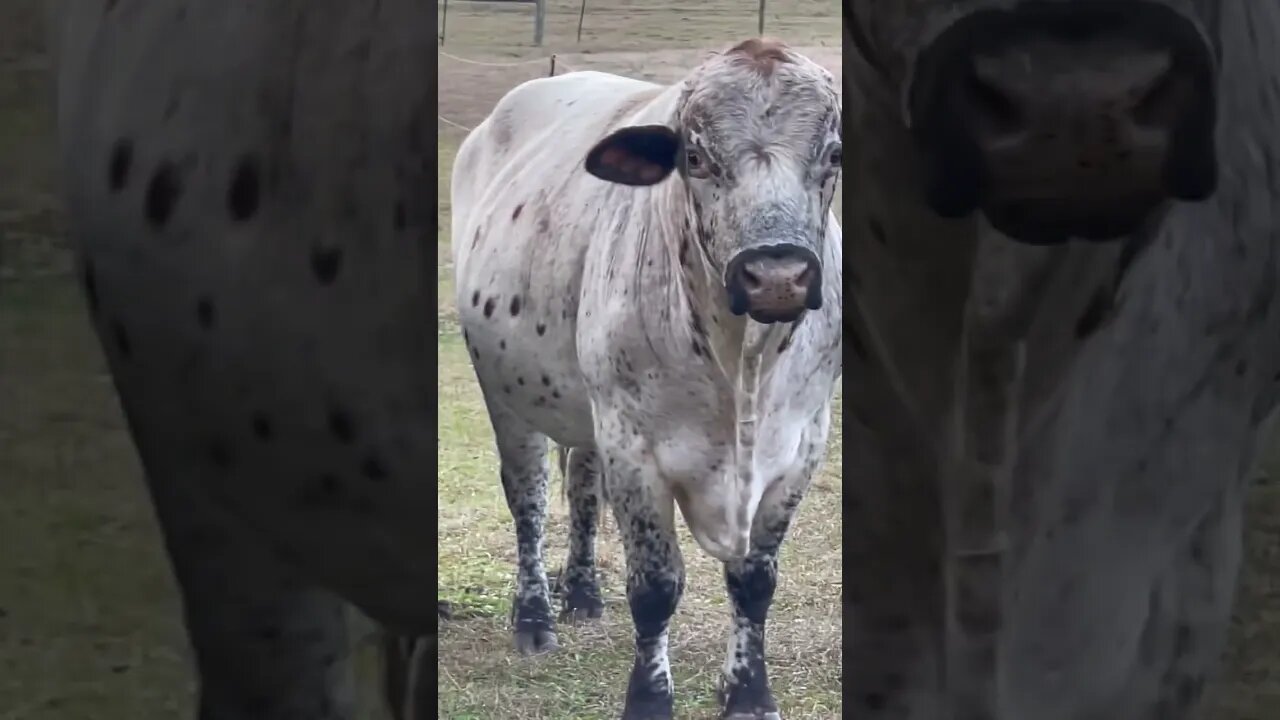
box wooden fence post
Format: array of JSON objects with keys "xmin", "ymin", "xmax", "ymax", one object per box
[{"xmin": 534, "ymin": 0, "xmax": 546, "ymax": 46}]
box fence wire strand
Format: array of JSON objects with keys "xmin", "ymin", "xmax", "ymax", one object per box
[
  {"xmin": 438, "ymin": 49, "xmax": 580, "ymax": 133},
  {"xmin": 438, "ymin": 115, "xmax": 473, "ymax": 132},
  {"xmin": 438, "ymin": 50, "xmax": 551, "ymax": 68}
]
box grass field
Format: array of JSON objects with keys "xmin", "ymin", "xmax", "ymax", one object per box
[{"xmin": 3, "ymin": 1, "xmax": 1280, "ymax": 719}]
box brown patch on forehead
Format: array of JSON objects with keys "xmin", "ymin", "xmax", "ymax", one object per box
[{"xmin": 725, "ymin": 37, "xmax": 794, "ymax": 76}]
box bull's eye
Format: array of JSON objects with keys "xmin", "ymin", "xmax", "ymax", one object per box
[
  {"xmin": 828, "ymin": 145, "xmax": 843, "ymax": 166},
  {"xmin": 685, "ymin": 147, "xmax": 711, "ymax": 179}
]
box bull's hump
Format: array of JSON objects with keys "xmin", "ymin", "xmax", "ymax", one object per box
[{"xmin": 490, "ymin": 72, "xmax": 671, "ymax": 150}]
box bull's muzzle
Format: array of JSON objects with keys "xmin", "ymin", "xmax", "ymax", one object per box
[
  {"xmin": 724, "ymin": 243, "xmax": 823, "ymax": 324},
  {"xmin": 908, "ymin": 0, "xmax": 1218, "ymax": 244}
]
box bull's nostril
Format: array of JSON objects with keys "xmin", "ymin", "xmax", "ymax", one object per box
[
  {"xmin": 794, "ymin": 266, "xmax": 812, "ymax": 288},
  {"xmin": 741, "ymin": 268, "xmax": 762, "ymax": 289}
]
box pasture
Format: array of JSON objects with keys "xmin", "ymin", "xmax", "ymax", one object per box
[
  {"xmin": 0, "ymin": 1, "xmax": 1276, "ymax": 720},
  {"xmin": 436, "ymin": 1, "xmax": 842, "ymax": 717}
]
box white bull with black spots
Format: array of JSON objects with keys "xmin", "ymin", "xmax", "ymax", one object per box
[
  {"xmin": 845, "ymin": 1, "xmax": 1280, "ymax": 719},
  {"xmin": 451, "ymin": 40, "xmax": 842, "ymax": 720}
]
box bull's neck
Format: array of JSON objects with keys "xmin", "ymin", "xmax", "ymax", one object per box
[
  {"xmin": 622, "ymin": 78, "xmax": 791, "ymax": 396},
  {"xmin": 647, "ymin": 170, "xmax": 781, "ymax": 538},
  {"xmin": 652, "ymin": 177, "xmax": 789, "ymax": 392},
  {"xmin": 849, "ymin": 96, "xmax": 1125, "ymax": 432},
  {"xmin": 852, "ymin": 85, "xmax": 1129, "ymax": 720}
]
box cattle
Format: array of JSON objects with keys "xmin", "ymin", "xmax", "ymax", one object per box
[
  {"xmin": 845, "ymin": 1, "xmax": 1280, "ymax": 718},
  {"xmin": 451, "ymin": 39, "xmax": 842, "ymax": 720},
  {"xmin": 47, "ymin": 2, "xmax": 436, "ymax": 718}
]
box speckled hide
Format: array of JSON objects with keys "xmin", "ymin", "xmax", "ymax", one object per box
[{"xmin": 49, "ymin": 1, "xmax": 434, "ymax": 718}]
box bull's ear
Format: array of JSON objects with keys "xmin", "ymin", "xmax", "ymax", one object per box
[{"xmin": 584, "ymin": 125, "xmax": 680, "ymax": 186}]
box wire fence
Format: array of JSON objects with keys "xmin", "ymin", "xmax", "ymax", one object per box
[
  {"xmin": 438, "ymin": 50, "xmax": 550, "ymax": 68},
  {"xmin": 437, "ymin": 115, "xmax": 473, "ymax": 133},
  {"xmin": 439, "ymin": 0, "xmax": 786, "ymax": 46},
  {"xmin": 437, "ymin": 49, "xmax": 581, "ymax": 133}
]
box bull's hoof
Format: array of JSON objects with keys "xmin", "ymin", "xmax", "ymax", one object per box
[
  {"xmin": 622, "ymin": 659, "xmax": 674, "ymax": 719},
  {"xmin": 559, "ymin": 583, "xmax": 605, "ymax": 624},
  {"xmin": 511, "ymin": 592, "xmax": 558, "ymax": 656},
  {"xmin": 513, "ymin": 627, "xmax": 560, "ymax": 656},
  {"xmin": 717, "ymin": 673, "xmax": 780, "ymax": 720}
]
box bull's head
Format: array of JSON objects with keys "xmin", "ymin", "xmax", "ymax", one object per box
[{"xmin": 583, "ymin": 39, "xmax": 842, "ymax": 323}]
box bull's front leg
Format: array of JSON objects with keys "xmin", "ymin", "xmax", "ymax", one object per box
[
  {"xmin": 717, "ymin": 487, "xmax": 805, "ymax": 720},
  {"xmin": 600, "ymin": 434, "xmax": 686, "ymax": 720},
  {"xmin": 719, "ymin": 422, "xmax": 828, "ymax": 720}
]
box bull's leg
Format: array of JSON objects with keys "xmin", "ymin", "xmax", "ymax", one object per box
[
  {"xmin": 717, "ymin": 500, "xmax": 797, "ymax": 720},
  {"xmin": 602, "ymin": 445, "xmax": 685, "ymax": 720},
  {"xmin": 486, "ymin": 404, "xmax": 559, "ymax": 655},
  {"xmin": 146, "ymin": 479, "xmax": 355, "ymax": 720},
  {"xmin": 718, "ymin": 426, "xmax": 826, "ymax": 720},
  {"xmin": 560, "ymin": 446, "xmax": 605, "ymax": 622}
]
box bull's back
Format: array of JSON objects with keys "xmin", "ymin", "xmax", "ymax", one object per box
[
  {"xmin": 449, "ymin": 71, "xmax": 662, "ymax": 445},
  {"xmin": 450, "ymin": 71, "xmax": 660, "ymax": 271}
]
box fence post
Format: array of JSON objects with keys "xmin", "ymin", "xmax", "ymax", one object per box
[
  {"xmin": 441, "ymin": 0, "xmax": 449, "ymax": 45},
  {"xmin": 758, "ymin": 0, "xmax": 766, "ymax": 36},
  {"xmin": 534, "ymin": 0, "xmax": 546, "ymax": 46}
]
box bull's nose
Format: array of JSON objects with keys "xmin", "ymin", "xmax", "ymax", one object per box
[
  {"xmin": 965, "ymin": 46, "xmax": 1177, "ymax": 159},
  {"xmin": 724, "ymin": 244, "xmax": 822, "ymax": 324},
  {"xmin": 909, "ymin": 2, "xmax": 1218, "ymax": 243}
]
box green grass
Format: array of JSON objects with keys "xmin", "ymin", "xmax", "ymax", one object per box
[{"xmin": 0, "ymin": 279, "xmax": 194, "ymax": 719}]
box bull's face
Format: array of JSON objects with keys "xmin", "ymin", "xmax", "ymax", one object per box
[
  {"xmin": 850, "ymin": 0, "xmax": 1220, "ymax": 243},
  {"xmin": 584, "ymin": 42, "xmax": 842, "ymax": 324}
]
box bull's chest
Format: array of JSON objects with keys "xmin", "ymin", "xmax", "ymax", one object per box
[{"xmin": 643, "ymin": 375, "xmax": 830, "ymax": 485}]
